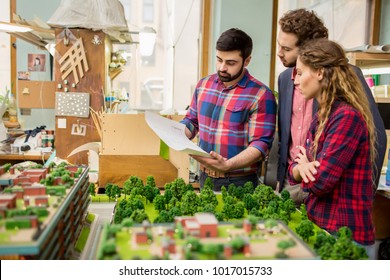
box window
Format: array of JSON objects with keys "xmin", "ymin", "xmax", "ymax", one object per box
[
  {"xmin": 143, "ymin": 0, "xmax": 154, "ymax": 23},
  {"xmin": 112, "ymin": 0, "xmax": 201, "ymax": 111}
]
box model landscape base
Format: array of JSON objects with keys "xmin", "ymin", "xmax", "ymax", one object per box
[{"xmin": 98, "ymin": 213, "xmax": 317, "ymax": 260}]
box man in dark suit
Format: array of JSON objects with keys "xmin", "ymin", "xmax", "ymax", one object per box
[{"xmin": 275, "ymin": 8, "xmax": 387, "ymax": 206}]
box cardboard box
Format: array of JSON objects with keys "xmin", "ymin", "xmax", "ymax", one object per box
[{"xmin": 99, "ymin": 113, "xmax": 190, "ymax": 187}]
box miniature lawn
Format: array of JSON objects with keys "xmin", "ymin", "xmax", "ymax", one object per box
[{"xmin": 106, "ymin": 193, "xmax": 320, "ymax": 260}]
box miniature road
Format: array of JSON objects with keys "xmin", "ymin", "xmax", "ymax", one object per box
[{"xmin": 81, "ymin": 202, "xmax": 116, "ymax": 260}]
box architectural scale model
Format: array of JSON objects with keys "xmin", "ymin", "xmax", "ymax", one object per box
[
  {"xmin": 0, "ymin": 162, "xmax": 89, "ymax": 259},
  {"xmin": 97, "ymin": 212, "xmax": 318, "ymax": 260}
]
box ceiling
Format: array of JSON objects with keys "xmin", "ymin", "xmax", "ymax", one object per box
[{"xmin": 0, "ymin": 13, "xmax": 135, "ymax": 50}]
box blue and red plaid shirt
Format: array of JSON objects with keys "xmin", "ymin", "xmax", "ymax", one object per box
[
  {"xmin": 288, "ymin": 101, "xmax": 375, "ymax": 245},
  {"xmin": 181, "ymin": 69, "xmax": 277, "ymax": 175}
]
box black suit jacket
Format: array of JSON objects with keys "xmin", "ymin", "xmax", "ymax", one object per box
[{"xmin": 275, "ymin": 65, "xmax": 387, "ymax": 189}]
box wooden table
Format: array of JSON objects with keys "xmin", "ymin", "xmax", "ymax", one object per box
[{"xmin": 0, "ymin": 152, "xmax": 52, "ymax": 166}]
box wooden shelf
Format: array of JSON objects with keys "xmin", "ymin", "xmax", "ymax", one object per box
[
  {"xmin": 375, "ymin": 97, "xmax": 390, "ymax": 103},
  {"xmin": 346, "ymin": 52, "xmax": 390, "ymax": 68},
  {"xmin": 109, "ymin": 67, "xmax": 123, "ymax": 80}
]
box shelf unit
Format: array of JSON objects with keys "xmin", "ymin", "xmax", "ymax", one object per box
[
  {"xmin": 346, "ymin": 52, "xmax": 390, "ymax": 69},
  {"xmin": 346, "ymin": 51, "xmax": 390, "ymax": 166},
  {"xmin": 347, "ymin": 52, "xmax": 390, "ymax": 240}
]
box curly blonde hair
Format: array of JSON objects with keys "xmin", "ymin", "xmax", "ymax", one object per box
[{"xmin": 298, "ymin": 38, "xmax": 377, "ymax": 168}]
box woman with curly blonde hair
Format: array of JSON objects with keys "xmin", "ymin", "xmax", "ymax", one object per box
[{"xmin": 289, "ymin": 38, "xmax": 377, "ymax": 257}]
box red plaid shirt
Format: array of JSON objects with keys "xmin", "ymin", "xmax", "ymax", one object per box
[
  {"xmin": 288, "ymin": 101, "xmax": 375, "ymax": 245},
  {"xmin": 181, "ymin": 69, "xmax": 277, "ymax": 174}
]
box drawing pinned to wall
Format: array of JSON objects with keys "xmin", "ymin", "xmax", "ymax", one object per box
[
  {"xmin": 17, "ymin": 71, "xmax": 31, "ymax": 80},
  {"xmin": 28, "ymin": 54, "xmax": 46, "ymax": 72}
]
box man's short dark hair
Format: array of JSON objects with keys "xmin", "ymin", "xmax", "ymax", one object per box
[
  {"xmin": 216, "ymin": 28, "xmax": 253, "ymax": 60},
  {"xmin": 279, "ymin": 8, "xmax": 328, "ymax": 47}
]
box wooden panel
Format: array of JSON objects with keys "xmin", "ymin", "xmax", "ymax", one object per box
[
  {"xmin": 101, "ymin": 114, "xmax": 160, "ymax": 155},
  {"xmin": 99, "ymin": 155, "xmax": 178, "ymax": 188},
  {"xmin": 169, "ymin": 149, "xmax": 190, "ymax": 183},
  {"xmin": 17, "ymin": 80, "xmax": 56, "ymax": 108},
  {"xmin": 54, "ymin": 29, "xmax": 106, "ymax": 164},
  {"xmin": 373, "ymin": 191, "xmax": 390, "ymax": 239}
]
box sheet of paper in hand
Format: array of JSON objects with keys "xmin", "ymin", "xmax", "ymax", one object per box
[{"xmin": 145, "ymin": 111, "xmax": 211, "ymax": 157}]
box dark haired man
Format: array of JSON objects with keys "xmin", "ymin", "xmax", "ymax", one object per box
[
  {"xmin": 181, "ymin": 28, "xmax": 277, "ymax": 191},
  {"xmin": 275, "ymin": 9, "xmax": 386, "ymax": 206}
]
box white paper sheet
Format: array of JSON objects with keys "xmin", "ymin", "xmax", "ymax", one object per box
[{"xmin": 145, "ymin": 111, "xmax": 210, "ymax": 157}]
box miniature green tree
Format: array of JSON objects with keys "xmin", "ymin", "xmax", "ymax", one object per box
[
  {"xmin": 186, "ymin": 236, "xmax": 202, "ymax": 252},
  {"xmin": 48, "ymin": 161, "xmax": 56, "ymax": 171},
  {"xmin": 254, "ymin": 184, "xmax": 278, "ymax": 209},
  {"xmin": 130, "ymin": 209, "xmax": 149, "ymax": 224},
  {"xmin": 102, "ymin": 239, "xmax": 117, "ymax": 256},
  {"xmin": 105, "ymin": 183, "xmax": 113, "ymax": 201},
  {"xmin": 121, "ymin": 217, "xmax": 134, "ymax": 228},
  {"xmin": 176, "ymin": 222, "xmax": 184, "ymax": 239},
  {"xmin": 230, "ymin": 236, "xmax": 246, "ymax": 251},
  {"xmin": 181, "ymin": 191, "xmax": 200, "ymax": 215},
  {"xmin": 2, "ymin": 163, "xmax": 11, "ymax": 172},
  {"xmin": 201, "ymin": 203, "xmax": 216, "ymax": 214},
  {"xmin": 199, "ymin": 184, "xmax": 218, "ymax": 207},
  {"xmin": 144, "ymin": 184, "xmax": 156, "ymax": 203},
  {"xmin": 214, "ymin": 212, "xmax": 224, "ymax": 221},
  {"xmin": 183, "ymin": 183, "xmax": 194, "ymax": 193},
  {"xmin": 153, "ymin": 194, "xmax": 166, "ymax": 211},
  {"xmin": 222, "ymin": 195, "xmax": 236, "ymax": 220},
  {"xmin": 45, "ymin": 175, "xmax": 55, "ymax": 186},
  {"xmin": 164, "ymin": 188, "xmax": 173, "ymax": 204},
  {"xmin": 300, "ymin": 204, "xmax": 308, "ymax": 220},
  {"xmin": 296, "ymin": 219, "xmax": 315, "ymax": 242},
  {"xmin": 113, "ymin": 207, "xmax": 124, "ymax": 224},
  {"xmin": 276, "ymin": 238, "xmax": 296, "ymax": 258},
  {"xmin": 128, "ymin": 196, "xmax": 144, "ymax": 211},
  {"xmin": 112, "ymin": 184, "xmax": 122, "ymax": 200},
  {"xmin": 89, "ymin": 183, "xmax": 96, "ymax": 196},
  {"xmin": 313, "ymin": 230, "xmax": 336, "ymax": 251},
  {"xmin": 201, "ymin": 243, "xmax": 221, "ymax": 259},
  {"xmin": 233, "ymin": 184, "xmax": 246, "ymax": 200},
  {"xmin": 247, "ymin": 214, "xmax": 259, "ymax": 228},
  {"xmin": 167, "ymin": 196, "xmax": 179, "ymax": 208},
  {"xmin": 330, "ymin": 227, "xmax": 368, "ymax": 260},
  {"xmin": 122, "ymin": 207, "xmax": 133, "ymax": 220},
  {"xmin": 227, "ymin": 183, "xmax": 237, "ymax": 197},
  {"xmin": 168, "ymin": 205, "xmax": 182, "ymax": 218},
  {"xmin": 61, "ymin": 174, "xmax": 71, "ymax": 184},
  {"xmin": 170, "ymin": 178, "xmax": 187, "ymax": 200},
  {"xmin": 232, "ymin": 201, "xmax": 245, "ymax": 219},
  {"xmin": 243, "ymin": 193, "xmax": 257, "ymax": 212},
  {"xmin": 203, "ymin": 177, "xmax": 214, "ymax": 190},
  {"xmin": 280, "ymin": 189, "xmax": 290, "ymax": 201},
  {"xmin": 123, "ymin": 176, "xmax": 143, "ymax": 198},
  {"xmin": 243, "ymin": 181, "xmax": 255, "ymax": 195},
  {"xmin": 282, "ymin": 199, "xmax": 296, "ymax": 217},
  {"xmin": 221, "ymin": 186, "xmax": 228, "ymax": 202},
  {"xmin": 146, "ymin": 175, "xmax": 156, "ymax": 188},
  {"xmin": 154, "ymin": 210, "xmax": 173, "ymax": 223}
]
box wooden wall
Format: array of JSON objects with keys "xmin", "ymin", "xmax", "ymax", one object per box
[{"xmin": 53, "ymin": 29, "xmax": 106, "ymax": 164}]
